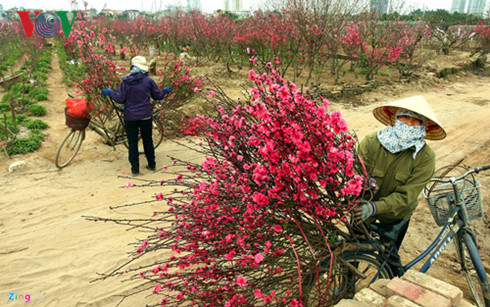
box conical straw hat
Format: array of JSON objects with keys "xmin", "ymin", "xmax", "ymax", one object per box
[{"xmin": 372, "ymin": 95, "xmax": 446, "ymax": 140}]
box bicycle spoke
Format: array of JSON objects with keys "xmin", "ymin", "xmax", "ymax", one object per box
[
  {"xmin": 341, "ymin": 253, "xmax": 392, "ymax": 294},
  {"xmin": 303, "ymin": 260, "xmax": 347, "ymax": 306},
  {"xmin": 302, "ymin": 253, "xmax": 392, "ymax": 306},
  {"xmin": 55, "ymin": 129, "xmax": 84, "ymax": 168},
  {"xmin": 458, "ymin": 233, "xmax": 490, "ymax": 307},
  {"xmin": 152, "ymin": 118, "xmax": 164, "ymax": 150}
]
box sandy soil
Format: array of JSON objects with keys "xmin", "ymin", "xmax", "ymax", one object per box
[{"xmin": 0, "ymin": 52, "xmax": 489, "ymax": 306}]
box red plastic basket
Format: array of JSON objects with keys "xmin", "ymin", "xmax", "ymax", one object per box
[{"xmin": 65, "ymin": 108, "xmax": 90, "ymax": 130}]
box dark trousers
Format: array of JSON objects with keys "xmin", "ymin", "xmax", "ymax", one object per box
[
  {"xmin": 125, "ymin": 118, "xmax": 155, "ymax": 173},
  {"xmin": 388, "ymin": 220, "xmax": 410, "ymax": 277}
]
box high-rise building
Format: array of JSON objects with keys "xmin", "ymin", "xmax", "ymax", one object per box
[
  {"xmin": 450, "ymin": 0, "xmax": 487, "ymax": 15},
  {"xmin": 466, "ymin": 0, "xmax": 486, "ymax": 15},
  {"xmin": 450, "ymin": 0, "xmax": 467, "ymax": 13},
  {"xmin": 370, "ymin": 0, "xmax": 389, "ymax": 14}
]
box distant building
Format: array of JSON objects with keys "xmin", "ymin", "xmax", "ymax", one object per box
[
  {"xmin": 224, "ymin": 0, "xmax": 242, "ymax": 12},
  {"xmin": 370, "ymin": 0, "xmax": 389, "ymax": 15},
  {"xmin": 100, "ymin": 9, "xmax": 119, "ymax": 17},
  {"xmin": 466, "ymin": 0, "xmax": 486, "ymax": 16},
  {"xmin": 450, "ymin": 0, "xmax": 486, "ymax": 16},
  {"xmin": 186, "ymin": 0, "xmax": 202, "ymax": 12},
  {"xmin": 7, "ymin": 11, "xmax": 20, "ymax": 21},
  {"xmin": 166, "ymin": 5, "xmax": 186, "ymax": 12},
  {"xmin": 86, "ymin": 8, "xmax": 97, "ymax": 18},
  {"xmin": 124, "ymin": 9, "xmax": 140, "ymax": 19},
  {"xmin": 450, "ymin": 0, "xmax": 467, "ymax": 13},
  {"xmin": 0, "ymin": 4, "xmax": 5, "ymax": 20}
]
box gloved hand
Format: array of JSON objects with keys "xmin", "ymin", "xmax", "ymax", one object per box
[
  {"xmin": 368, "ymin": 178, "xmax": 379, "ymax": 194},
  {"xmin": 101, "ymin": 89, "xmax": 112, "ymax": 97},
  {"xmin": 163, "ymin": 87, "xmax": 172, "ymax": 94},
  {"xmin": 354, "ymin": 200, "xmax": 377, "ymax": 222}
]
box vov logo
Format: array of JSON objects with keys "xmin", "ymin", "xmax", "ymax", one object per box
[{"xmin": 16, "ymin": 11, "xmax": 79, "ymax": 38}]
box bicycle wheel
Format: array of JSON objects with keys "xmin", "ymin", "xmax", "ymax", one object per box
[
  {"xmin": 457, "ymin": 232, "xmax": 490, "ymax": 307},
  {"xmin": 122, "ymin": 118, "xmax": 164, "ymax": 153},
  {"xmin": 302, "ymin": 252, "xmax": 392, "ymax": 306},
  {"xmin": 340, "ymin": 252, "xmax": 393, "ymax": 294},
  {"xmin": 302, "ymin": 256, "xmax": 348, "ymax": 307},
  {"xmin": 55, "ymin": 129, "xmax": 84, "ymax": 169},
  {"xmin": 152, "ymin": 117, "xmax": 164, "ymax": 150}
]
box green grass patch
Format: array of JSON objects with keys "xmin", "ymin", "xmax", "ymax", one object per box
[
  {"xmin": 28, "ymin": 104, "xmax": 47, "ymax": 116},
  {"xmin": 438, "ymin": 67, "xmax": 463, "ymax": 78},
  {"xmin": 0, "ymin": 103, "xmax": 11, "ymax": 113},
  {"xmin": 7, "ymin": 136, "xmax": 42, "ymax": 155},
  {"xmin": 355, "ymin": 67, "xmax": 369, "ymax": 75},
  {"xmin": 15, "ymin": 114, "xmax": 29, "ymax": 124},
  {"xmin": 18, "ymin": 97, "xmax": 35, "ymax": 107},
  {"xmin": 1, "ymin": 94, "xmax": 10, "ymax": 103},
  {"xmin": 25, "ymin": 119, "xmax": 48, "ymax": 130}
]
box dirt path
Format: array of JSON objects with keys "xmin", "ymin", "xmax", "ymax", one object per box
[{"xmin": 0, "ymin": 51, "xmax": 489, "ymax": 306}]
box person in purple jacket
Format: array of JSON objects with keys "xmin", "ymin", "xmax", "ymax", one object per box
[{"xmin": 101, "ymin": 56, "xmax": 171, "ymax": 175}]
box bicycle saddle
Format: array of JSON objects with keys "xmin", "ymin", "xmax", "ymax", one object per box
[{"xmin": 368, "ymin": 220, "xmax": 408, "ymax": 242}]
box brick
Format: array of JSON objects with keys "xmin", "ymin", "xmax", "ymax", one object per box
[
  {"xmin": 334, "ymin": 299, "xmax": 373, "ymax": 307},
  {"xmin": 354, "ymin": 288, "xmax": 386, "ymax": 306},
  {"xmin": 402, "ymin": 269, "xmax": 462, "ymax": 305},
  {"xmin": 386, "ymin": 277, "xmax": 451, "ymax": 307},
  {"xmin": 369, "ymin": 278, "xmax": 390, "ymax": 297},
  {"xmin": 385, "ymin": 295, "xmax": 422, "ymax": 307}
]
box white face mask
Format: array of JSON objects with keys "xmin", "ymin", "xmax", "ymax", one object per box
[
  {"xmin": 131, "ymin": 66, "xmax": 146, "ymax": 74},
  {"xmin": 377, "ymin": 120, "xmax": 427, "ymax": 159},
  {"xmin": 393, "ymin": 119, "xmax": 426, "ymax": 141}
]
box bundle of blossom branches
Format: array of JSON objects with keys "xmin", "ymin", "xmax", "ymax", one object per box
[
  {"xmin": 152, "ymin": 52, "xmax": 206, "ymax": 137},
  {"xmin": 87, "ymin": 66, "xmax": 367, "ymax": 306},
  {"xmin": 62, "ymin": 22, "xmax": 126, "ymax": 125}
]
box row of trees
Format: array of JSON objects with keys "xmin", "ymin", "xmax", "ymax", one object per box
[{"xmin": 69, "ymin": 0, "xmax": 489, "ymax": 86}]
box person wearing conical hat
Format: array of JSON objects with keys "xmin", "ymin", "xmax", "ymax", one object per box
[
  {"xmin": 355, "ymin": 95, "xmax": 445, "ymax": 276},
  {"xmin": 101, "ymin": 56, "xmax": 172, "ymax": 175}
]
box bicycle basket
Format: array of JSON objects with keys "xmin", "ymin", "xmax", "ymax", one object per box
[
  {"xmin": 65, "ymin": 108, "xmax": 90, "ymax": 131},
  {"xmin": 423, "ymin": 179, "xmax": 483, "ymax": 226}
]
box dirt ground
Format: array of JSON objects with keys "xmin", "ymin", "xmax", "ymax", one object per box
[{"xmin": 0, "ymin": 51, "xmax": 489, "ymax": 306}]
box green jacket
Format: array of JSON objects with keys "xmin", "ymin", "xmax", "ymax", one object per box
[{"xmin": 359, "ymin": 131, "xmax": 435, "ymax": 223}]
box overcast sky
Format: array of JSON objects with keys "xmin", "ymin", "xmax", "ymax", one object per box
[{"xmin": 0, "ymin": 0, "xmax": 457, "ymax": 13}]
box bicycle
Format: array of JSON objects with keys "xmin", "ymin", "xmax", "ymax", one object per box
[
  {"xmin": 55, "ymin": 96, "xmax": 165, "ymax": 169},
  {"xmin": 302, "ymin": 163, "xmax": 490, "ymax": 307}
]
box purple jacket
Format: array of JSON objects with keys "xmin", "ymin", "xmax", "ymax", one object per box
[{"xmin": 109, "ymin": 73, "xmax": 167, "ymax": 121}]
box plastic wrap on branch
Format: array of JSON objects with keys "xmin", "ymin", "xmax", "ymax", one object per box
[{"xmin": 87, "ymin": 66, "xmax": 368, "ymax": 306}]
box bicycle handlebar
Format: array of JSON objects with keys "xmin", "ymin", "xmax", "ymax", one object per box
[{"xmin": 430, "ymin": 164, "xmax": 490, "ymax": 183}]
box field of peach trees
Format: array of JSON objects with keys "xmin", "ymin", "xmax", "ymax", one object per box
[{"xmin": 1, "ymin": 1, "xmax": 490, "ymax": 305}]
